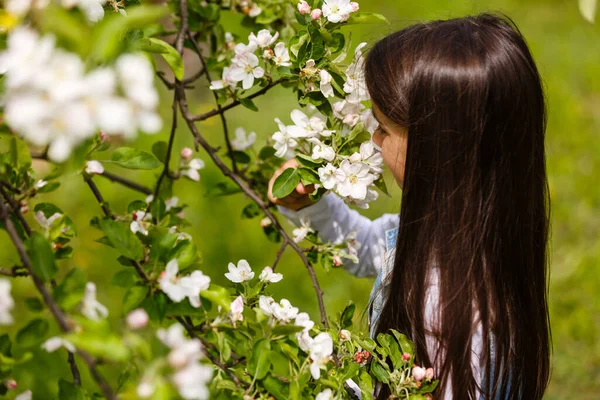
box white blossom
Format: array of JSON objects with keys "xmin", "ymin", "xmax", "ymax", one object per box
[
  {"xmin": 0, "ymin": 279, "xmax": 15, "ymax": 325},
  {"xmin": 308, "ymin": 138, "xmax": 336, "ymax": 162},
  {"xmin": 322, "ymin": 0, "xmax": 354, "ymax": 23},
  {"xmin": 137, "ymin": 380, "xmax": 155, "ymax": 398},
  {"xmin": 350, "ymin": 141, "xmax": 384, "ymax": 176},
  {"xmin": 286, "ymin": 109, "xmax": 334, "ymax": 139},
  {"xmin": 224, "ymin": 259, "xmax": 255, "ymax": 283},
  {"xmin": 130, "ymin": 210, "xmax": 151, "ymax": 236},
  {"xmin": 165, "ymin": 196, "xmax": 180, "ymax": 211},
  {"xmin": 319, "ymin": 69, "xmax": 335, "ymax": 98},
  {"xmin": 5, "ymin": 0, "xmax": 50, "ymax": 16},
  {"xmin": 307, "ymin": 332, "xmax": 334, "ymax": 379},
  {"xmin": 85, "ymin": 160, "xmax": 104, "ymax": 174},
  {"xmin": 316, "ymin": 389, "xmax": 334, "ymax": 400},
  {"xmin": 273, "ymin": 42, "xmax": 291, "ymax": 67},
  {"xmin": 333, "ymin": 99, "xmax": 363, "ymax": 126},
  {"xmin": 34, "ymin": 211, "xmax": 62, "ymax": 230},
  {"xmin": 209, "ymin": 67, "xmax": 237, "ymax": 90},
  {"xmin": 81, "ymin": 282, "xmax": 109, "ymax": 320},
  {"xmin": 318, "ymin": 163, "xmax": 339, "ymax": 190},
  {"xmin": 62, "ymin": 0, "xmax": 107, "ymax": 22},
  {"xmin": 339, "ymin": 329, "xmax": 351, "ymax": 341},
  {"xmin": 172, "ymin": 362, "xmax": 213, "ymax": 400},
  {"xmin": 229, "ymin": 295, "xmax": 244, "ymax": 324},
  {"xmin": 344, "ymin": 43, "xmax": 370, "ymax": 104},
  {"xmin": 15, "ymin": 391, "xmax": 32, "ymax": 400},
  {"xmin": 259, "ymin": 266, "xmax": 283, "ymax": 283},
  {"xmin": 247, "ymin": 3, "xmax": 262, "ymax": 17},
  {"xmin": 258, "ymin": 295, "xmax": 275, "ymax": 316},
  {"xmin": 229, "ymin": 53, "xmax": 264, "ymax": 90},
  {"xmin": 181, "ymin": 158, "xmax": 205, "ymax": 182},
  {"xmin": 159, "ymin": 260, "xmax": 211, "ymax": 308},
  {"xmin": 272, "ymin": 118, "xmax": 298, "ymax": 159},
  {"xmin": 347, "ymin": 187, "xmax": 379, "ymax": 209},
  {"xmin": 292, "ymin": 216, "xmax": 314, "ymax": 243},
  {"xmin": 294, "ymin": 312, "xmax": 314, "ymax": 333},
  {"xmin": 231, "ymin": 127, "xmax": 256, "ymax": 151},
  {"xmin": 41, "ymin": 336, "xmax": 76, "ymax": 353},
  {"xmin": 248, "ymin": 29, "xmax": 279, "ymax": 48},
  {"xmin": 334, "ymin": 159, "xmax": 376, "ymax": 200},
  {"xmin": 271, "ymin": 299, "xmax": 299, "ymax": 323}
]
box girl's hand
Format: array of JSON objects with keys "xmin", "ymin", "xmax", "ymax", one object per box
[{"xmin": 267, "ymin": 159, "xmax": 316, "ymax": 211}]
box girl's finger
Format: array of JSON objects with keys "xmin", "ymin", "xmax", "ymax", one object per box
[{"xmin": 296, "ymin": 183, "xmax": 315, "ymax": 195}]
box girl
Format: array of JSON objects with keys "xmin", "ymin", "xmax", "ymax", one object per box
[{"xmin": 268, "ymin": 13, "xmax": 551, "ymax": 400}]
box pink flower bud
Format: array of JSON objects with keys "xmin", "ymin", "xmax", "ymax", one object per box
[
  {"xmin": 350, "ymin": 2, "xmax": 359, "ymax": 12},
  {"xmin": 180, "ymin": 147, "xmax": 193, "ymax": 160},
  {"xmin": 310, "ymin": 8, "xmax": 322, "ymax": 20},
  {"xmin": 426, "ymin": 367, "xmax": 434, "ymax": 380},
  {"xmin": 99, "ymin": 131, "xmax": 109, "ymax": 141},
  {"xmin": 5, "ymin": 379, "xmax": 17, "ymax": 389},
  {"xmin": 126, "ymin": 308, "xmax": 149, "ymax": 330},
  {"xmin": 412, "ymin": 366, "xmax": 427, "ymax": 381},
  {"xmin": 333, "ymin": 255, "xmax": 342, "ymax": 267},
  {"xmin": 297, "ymin": 0, "xmax": 311, "ymax": 14}
]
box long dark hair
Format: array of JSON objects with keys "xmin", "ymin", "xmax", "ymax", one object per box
[{"xmin": 365, "ymin": 13, "xmax": 551, "ymax": 399}]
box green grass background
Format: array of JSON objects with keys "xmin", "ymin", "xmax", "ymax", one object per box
[{"xmin": 2, "ymin": 0, "xmax": 599, "ymax": 398}]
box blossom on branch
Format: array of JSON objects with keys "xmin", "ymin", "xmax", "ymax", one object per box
[
  {"xmin": 81, "ymin": 282, "xmax": 109, "ymax": 320},
  {"xmin": 41, "ymin": 336, "xmax": 76, "ymax": 353},
  {"xmin": 292, "ymin": 216, "xmax": 314, "ymax": 243},
  {"xmin": 259, "ymin": 266, "xmax": 283, "ymax": 283},
  {"xmin": 231, "ymin": 127, "xmax": 257, "ymax": 151},
  {"xmin": 159, "ymin": 260, "xmax": 211, "ymax": 308},
  {"xmin": 225, "ymin": 259, "xmax": 255, "ymax": 283},
  {"xmin": 0, "ymin": 279, "xmax": 15, "ymax": 325}
]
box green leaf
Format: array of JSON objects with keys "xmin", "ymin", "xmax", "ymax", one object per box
[
  {"xmin": 16, "ymin": 319, "xmax": 49, "ymax": 348},
  {"xmin": 167, "ymin": 240, "xmax": 198, "ymax": 269},
  {"xmin": 111, "ymin": 147, "xmax": 162, "ymax": 170},
  {"xmin": 258, "ymin": 146, "xmax": 277, "ymax": 160},
  {"xmin": 38, "ymin": 5, "xmax": 91, "ymax": 57},
  {"xmin": 263, "ymin": 375, "xmax": 289, "ymax": 400},
  {"xmin": 297, "ymin": 168, "xmax": 320, "ymax": 185},
  {"xmin": 272, "ymin": 168, "xmax": 301, "ymax": 199},
  {"xmin": 111, "ymin": 269, "xmax": 139, "ymax": 288},
  {"xmin": 205, "ymin": 181, "xmax": 243, "ymax": 197},
  {"xmin": 241, "ymin": 203, "xmax": 261, "ymax": 219},
  {"xmin": 65, "ymin": 334, "xmax": 130, "ymax": 362},
  {"xmin": 295, "ymin": 153, "xmax": 322, "ymax": 169},
  {"xmin": 123, "ymin": 286, "xmax": 149, "ymax": 313},
  {"xmin": 230, "ymin": 151, "xmax": 251, "ymax": 164},
  {"xmin": 92, "ymin": 5, "xmax": 170, "ymax": 61},
  {"xmin": 200, "ymin": 285, "xmax": 230, "ymax": 312},
  {"xmin": 58, "ymin": 379, "xmax": 85, "ymax": 400},
  {"xmin": 151, "ymin": 140, "xmax": 169, "ymax": 162},
  {"xmin": 239, "ymin": 96, "xmax": 259, "ymax": 112},
  {"xmin": 127, "ymin": 200, "xmax": 148, "ymax": 214},
  {"xmin": 271, "ymin": 325, "xmax": 304, "ymax": 337},
  {"xmin": 36, "ymin": 181, "xmax": 61, "ymax": 193},
  {"xmin": 374, "ymin": 176, "xmax": 390, "ymax": 197},
  {"xmin": 25, "ymin": 232, "xmax": 57, "ymax": 282},
  {"xmin": 248, "ymin": 339, "xmax": 271, "ymax": 379},
  {"xmin": 340, "ymin": 302, "xmax": 356, "ymax": 329},
  {"xmin": 138, "ymin": 38, "xmax": 184, "ymax": 80},
  {"xmin": 54, "ymin": 268, "xmax": 87, "ymax": 311},
  {"xmin": 390, "ymin": 329, "xmax": 414, "ymax": 356},
  {"xmin": 24, "ymin": 297, "xmax": 44, "ymax": 312},
  {"xmin": 98, "ymin": 219, "xmax": 145, "ymax": 260},
  {"xmin": 370, "ymin": 361, "xmax": 390, "ymax": 384},
  {"xmin": 346, "ymin": 12, "xmax": 389, "ymax": 25}
]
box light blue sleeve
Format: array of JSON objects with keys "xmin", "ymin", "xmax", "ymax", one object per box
[{"xmin": 277, "ymin": 193, "xmax": 400, "ymax": 278}]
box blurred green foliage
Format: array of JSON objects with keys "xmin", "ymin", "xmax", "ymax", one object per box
[{"xmin": 1, "ymin": 0, "xmax": 598, "ymax": 398}]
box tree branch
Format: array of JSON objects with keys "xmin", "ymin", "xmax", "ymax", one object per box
[
  {"xmin": 0, "ymin": 266, "xmax": 28, "ymax": 277},
  {"xmin": 153, "ymin": 91, "xmax": 179, "ymax": 200},
  {"xmin": 190, "ymin": 78, "xmax": 284, "ymax": 122},
  {"xmin": 271, "ymin": 238, "xmax": 288, "ymax": 272},
  {"xmin": 185, "ymin": 32, "xmax": 239, "ymax": 175},
  {"xmin": 98, "ymin": 171, "xmax": 153, "ymax": 195},
  {"xmin": 0, "ymin": 188, "xmax": 115, "ymax": 399},
  {"xmin": 83, "ymin": 175, "xmax": 150, "ymax": 283}
]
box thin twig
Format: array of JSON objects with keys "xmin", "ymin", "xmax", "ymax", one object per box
[
  {"xmin": 67, "ymin": 352, "xmax": 81, "ymax": 386},
  {"xmin": 190, "ymin": 78, "xmax": 284, "ymax": 122},
  {"xmin": 186, "ymin": 31, "xmax": 238, "ymax": 174},
  {"xmin": 153, "ymin": 91, "xmax": 179, "ymax": 201},
  {"xmin": 83, "ymin": 175, "xmax": 150, "ymax": 283},
  {"xmin": 182, "ymin": 66, "xmax": 206, "ymax": 84},
  {"xmin": 98, "ymin": 171, "xmax": 153, "ymax": 195},
  {"xmin": 0, "ymin": 185, "xmax": 31, "ymax": 236},
  {"xmin": 0, "ymin": 191, "xmax": 115, "ymax": 399},
  {"xmin": 271, "ymin": 238, "xmax": 288, "ymax": 272},
  {"xmin": 0, "ymin": 266, "xmax": 28, "ymax": 277}
]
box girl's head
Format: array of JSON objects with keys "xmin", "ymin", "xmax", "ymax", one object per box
[{"xmin": 365, "ymin": 13, "xmax": 550, "ymax": 399}]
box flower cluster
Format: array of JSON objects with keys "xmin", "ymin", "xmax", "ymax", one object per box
[
  {"xmin": 149, "ymin": 323, "xmax": 213, "ymax": 399},
  {"xmin": 0, "ymin": 28, "xmax": 162, "ymax": 162},
  {"xmin": 179, "ymin": 148, "xmax": 206, "ymax": 182},
  {"xmin": 298, "ymin": 0, "xmax": 360, "ymax": 24},
  {"xmin": 210, "ymin": 28, "xmax": 291, "ymax": 92},
  {"xmin": 5, "ymin": 0, "xmax": 109, "ymax": 22}
]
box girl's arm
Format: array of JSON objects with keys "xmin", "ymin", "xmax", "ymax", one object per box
[{"xmin": 278, "ymin": 193, "xmax": 399, "ymax": 278}]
